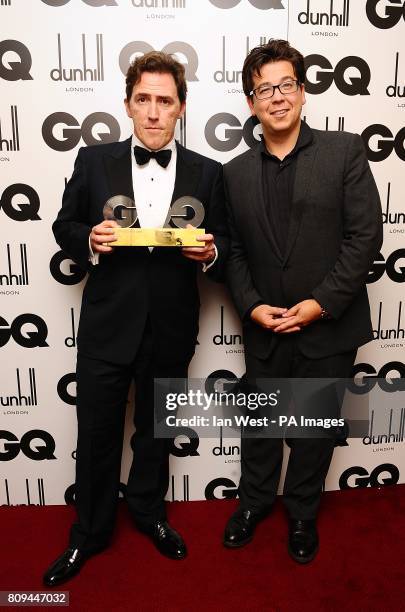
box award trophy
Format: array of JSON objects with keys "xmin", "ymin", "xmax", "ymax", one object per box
[{"xmin": 103, "ymin": 195, "xmax": 205, "ymax": 247}]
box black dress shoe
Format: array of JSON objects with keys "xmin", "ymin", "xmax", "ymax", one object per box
[
  {"xmin": 43, "ymin": 548, "xmax": 87, "ymax": 587},
  {"xmin": 146, "ymin": 521, "xmax": 187, "ymax": 560},
  {"xmin": 288, "ymin": 519, "xmax": 319, "ymax": 564},
  {"xmin": 223, "ymin": 509, "xmax": 263, "ymax": 548}
]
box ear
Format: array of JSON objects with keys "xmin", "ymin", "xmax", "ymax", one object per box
[
  {"xmin": 247, "ymin": 96, "xmax": 256, "ymax": 117},
  {"xmin": 178, "ymin": 101, "xmax": 186, "ymax": 118},
  {"xmin": 300, "ymin": 83, "xmax": 306, "ymax": 107}
]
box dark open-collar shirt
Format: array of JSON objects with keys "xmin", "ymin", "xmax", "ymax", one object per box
[{"xmin": 260, "ymin": 120, "xmax": 313, "ymax": 257}]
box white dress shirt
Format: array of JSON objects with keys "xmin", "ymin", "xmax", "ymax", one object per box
[{"xmin": 131, "ymin": 133, "xmax": 176, "ymax": 251}]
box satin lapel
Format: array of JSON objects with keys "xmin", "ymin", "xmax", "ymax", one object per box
[
  {"xmin": 103, "ymin": 137, "xmax": 140, "ymax": 227},
  {"xmin": 250, "ymin": 145, "xmax": 283, "ymax": 262},
  {"xmin": 282, "ymin": 142, "xmax": 318, "ymax": 266},
  {"xmin": 163, "ymin": 142, "xmax": 202, "ymax": 227}
]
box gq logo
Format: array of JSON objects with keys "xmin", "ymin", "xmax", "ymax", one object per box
[
  {"xmin": 349, "ymin": 361, "xmax": 405, "ymax": 393},
  {"xmin": 42, "ymin": 112, "xmax": 120, "ymax": 152},
  {"xmin": 339, "ymin": 464, "xmax": 399, "ymax": 489},
  {"xmin": 50, "ymin": 251, "xmax": 86, "ymax": 285},
  {"xmin": 0, "ymin": 314, "xmax": 49, "ymax": 348},
  {"xmin": 361, "ymin": 125, "xmax": 405, "ymax": 162},
  {"xmin": 0, "ymin": 430, "xmax": 56, "ymax": 461},
  {"xmin": 0, "ymin": 184, "xmax": 41, "ymax": 222},
  {"xmin": 366, "ymin": 0, "xmax": 405, "ymax": 28},
  {"xmin": 205, "ymin": 114, "xmax": 261, "ymax": 152},
  {"xmin": 169, "ymin": 428, "xmax": 200, "ymax": 457},
  {"xmin": 57, "ymin": 373, "xmax": 76, "ymax": 405},
  {"xmin": 304, "ymin": 55, "xmax": 370, "ymax": 96},
  {"xmin": 205, "ymin": 369, "xmax": 238, "ymax": 395},
  {"xmin": 0, "ymin": 40, "xmax": 32, "ymax": 81},
  {"xmin": 204, "ymin": 477, "xmax": 238, "ymax": 500},
  {"xmin": 119, "ymin": 42, "xmax": 198, "ymax": 81},
  {"xmin": 104, "ymin": 195, "xmax": 205, "ymax": 229},
  {"xmin": 41, "ymin": 0, "xmax": 117, "ymax": 6},
  {"xmin": 368, "ymin": 250, "xmax": 405, "ymax": 283},
  {"xmin": 209, "ymin": 0, "xmax": 284, "ymax": 9}
]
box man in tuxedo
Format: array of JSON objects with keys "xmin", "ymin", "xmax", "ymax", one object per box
[
  {"xmin": 222, "ymin": 40, "xmax": 382, "ymax": 563},
  {"xmin": 44, "ymin": 51, "xmax": 227, "ymax": 586}
]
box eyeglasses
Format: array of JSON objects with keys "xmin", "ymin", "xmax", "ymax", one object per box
[{"xmin": 250, "ymin": 80, "xmax": 300, "ymax": 100}]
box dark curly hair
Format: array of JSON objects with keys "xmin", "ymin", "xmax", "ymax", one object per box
[
  {"xmin": 125, "ymin": 51, "xmax": 187, "ymax": 104},
  {"xmin": 242, "ymin": 39, "xmax": 305, "ymax": 98}
]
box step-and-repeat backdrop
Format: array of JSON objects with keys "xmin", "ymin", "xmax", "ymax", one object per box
[{"xmin": 1, "ymin": 0, "xmax": 404, "ymax": 506}]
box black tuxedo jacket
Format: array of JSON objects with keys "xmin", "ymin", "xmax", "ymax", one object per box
[
  {"xmin": 224, "ymin": 125, "xmax": 383, "ymax": 359},
  {"xmin": 53, "ymin": 137, "xmax": 228, "ymax": 365}
]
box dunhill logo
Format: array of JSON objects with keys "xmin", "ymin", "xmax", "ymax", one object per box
[
  {"xmin": 214, "ymin": 36, "xmax": 267, "ymax": 84},
  {"xmin": 382, "ymin": 183, "xmax": 405, "ymax": 225},
  {"xmin": 373, "ymin": 302, "xmax": 404, "ymax": 340},
  {"xmin": 50, "ymin": 34, "xmax": 104, "ymax": 82},
  {"xmin": 131, "ymin": 0, "xmax": 186, "ymax": 6},
  {"xmin": 386, "ymin": 52, "xmax": 405, "ymax": 98},
  {"xmin": 212, "ymin": 427, "xmax": 240, "ymax": 459},
  {"xmin": 0, "ymin": 105, "xmax": 19, "ymax": 151},
  {"xmin": 0, "ymin": 0, "xmax": 11, "ymax": 5},
  {"xmin": 298, "ymin": 0, "xmax": 350, "ymax": 26},
  {"xmin": 0, "ymin": 244, "xmax": 28, "ymax": 286},
  {"xmin": 363, "ymin": 408, "xmax": 405, "ymax": 445},
  {"xmin": 2, "ymin": 479, "xmax": 46, "ymax": 506},
  {"xmin": 213, "ymin": 306, "xmax": 242, "ymax": 346},
  {"xmin": 0, "ymin": 368, "xmax": 37, "ymax": 407},
  {"xmin": 65, "ymin": 308, "xmax": 77, "ymax": 347},
  {"xmin": 169, "ymin": 475, "xmax": 190, "ymax": 502}
]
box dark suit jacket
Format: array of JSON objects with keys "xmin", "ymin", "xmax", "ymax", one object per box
[
  {"xmin": 224, "ymin": 124, "xmax": 383, "ymax": 360},
  {"xmin": 53, "ymin": 137, "xmax": 228, "ymax": 365}
]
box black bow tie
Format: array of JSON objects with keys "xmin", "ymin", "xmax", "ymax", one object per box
[{"xmin": 134, "ymin": 145, "xmax": 172, "ymax": 168}]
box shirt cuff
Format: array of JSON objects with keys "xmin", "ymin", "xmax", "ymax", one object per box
[
  {"xmin": 88, "ymin": 235, "xmax": 100, "ymax": 265},
  {"xmin": 202, "ymin": 244, "xmax": 218, "ymax": 273}
]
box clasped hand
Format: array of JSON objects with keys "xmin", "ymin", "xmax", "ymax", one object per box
[{"xmin": 251, "ymin": 299, "xmax": 323, "ymax": 334}]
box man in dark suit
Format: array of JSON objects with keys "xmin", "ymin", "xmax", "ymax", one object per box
[
  {"xmin": 222, "ymin": 40, "xmax": 382, "ymax": 563},
  {"xmin": 43, "ymin": 51, "xmax": 227, "ymax": 586}
]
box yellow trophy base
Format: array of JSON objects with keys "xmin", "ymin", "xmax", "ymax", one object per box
[{"xmin": 109, "ymin": 227, "xmax": 205, "ymax": 247}]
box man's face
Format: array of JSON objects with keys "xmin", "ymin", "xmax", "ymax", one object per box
[
  {"xmin": 247, "ymin": 60, "xmax": 305, "ymax": 140},
  {"xmin": 125, "ymin": 71, "xmax": 185, "ymax": 150}
]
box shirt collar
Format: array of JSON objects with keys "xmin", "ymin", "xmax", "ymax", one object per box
[
  {"xmin": 260, "ymin": 120, "xmax": 313, "ymax": 161},
  {"xmin": 131, "ymin": 133, "xmax": 176, "ymax": 153}
]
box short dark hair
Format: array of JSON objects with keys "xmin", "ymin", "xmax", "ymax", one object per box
[
  {"xmin": 125, "ymin": 51, "xmax": 187, "ymax": 104},
  {"xmin": 242, "ymin": 39, "xmax": 305, "ymax": 98}
]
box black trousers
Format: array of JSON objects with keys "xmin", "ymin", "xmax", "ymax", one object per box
[
  {"xmin": 241, "ymin": 334, "xmax": 356, "ymax": 520},
  {"xmin": 69, "ymin": 321, "xmax": 190, "ymax": 553}
]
